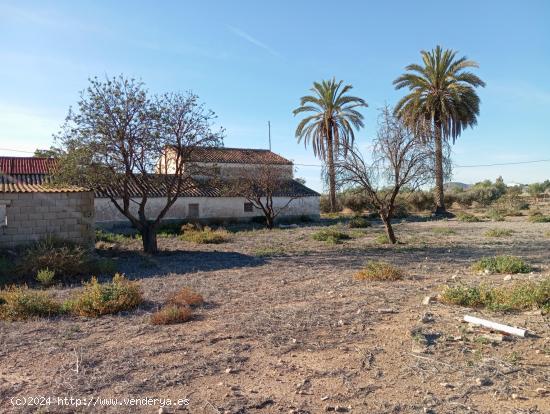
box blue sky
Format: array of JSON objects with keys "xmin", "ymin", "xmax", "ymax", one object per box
[{"xmin": 1, "ymin": 0, "xmax": 549, "ymax": 191}]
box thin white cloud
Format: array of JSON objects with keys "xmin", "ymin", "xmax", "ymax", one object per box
[{"xmin": 227, "ymin": 25, "xmax": 281, "ymax": 58}]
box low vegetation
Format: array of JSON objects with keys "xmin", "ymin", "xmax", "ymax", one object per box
[
  {"xmin": 354, "ymin": 261, "xmax": 403, "ymax": 281},
  {"xmin": 373, "ymin": 233, "xmax": 391, "ymax": 244},
  {"xmin": 67, "ymin": 274, "xmax": 143, "ymax": 317},
  {"xmin": 484, "ymin": 228, "xmax": 514, "ymax": 238},
  {"xmin": 456, "ymin": 212, "xmax": 481, "ymax": 222},
  {"xmin": 180, "ymin": 226, "xmax": 230, "ymax": 244},
  {"xmin": 471, "ymin": 255, "xmax": 531, "ymax": 274},
  {"xmin": 312, "ymin": 228, "xmax": 351, "ymax": 244},
  {"xmin": 167, "ymin": 287, "xmax": 204, "ymax": 307},
  {"xmin": 485, "ymin": 208, "xmax": 505, "ymax": 222},
  {"xmin": 432, "ymin": 227, "xmax": 456, "ymax": 235},
  {"xmin": 348, "ymin": 216, "xmax": 371, "ymax": 228},
  {"xmin": 441, "ymin": 277, "xmax": 550, "ymax": 312},
  {"xmin": 0, "ymin": 286, "xmax": 62, "ymax": 320},
  {"xmin": 151, "ymin": 305, "xmax": 193, "ymax": 325},
  {"xmin": 35, "ymin": 268, "xmax": 56, "ymax": 287},
  {"xmin": 528, "ymin": 213, "xmax": 550, "ymax": 223}
]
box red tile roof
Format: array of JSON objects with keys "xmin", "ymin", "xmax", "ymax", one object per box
[
  {"xmin": 181, "ymin": 147, "xmax": 293, "ymax": 165},
  {"xmin": 0, "ymin": 157, "xmax": 57, "ymax": 174},
  {"xmin": 0, "ymin": 174, "xmax": 88, "ymax": 193}
]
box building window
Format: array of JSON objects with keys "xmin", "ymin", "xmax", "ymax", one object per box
[
  {"xmin": 244, "ymin": 202, "xmax": 253, "ymax": 212},
  {"xmin": 188, "ymin": 203, "xmax": 199, "ymax": 218}
]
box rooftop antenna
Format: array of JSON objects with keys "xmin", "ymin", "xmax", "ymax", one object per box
[{"xmin": 268, "ymin": 121, "xmax": 271, "ymax": 151}]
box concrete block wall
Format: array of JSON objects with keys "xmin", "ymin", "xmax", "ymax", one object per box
[{"xmin": 0, "ymin": 191, "xmax": 95, "ymax": 248}]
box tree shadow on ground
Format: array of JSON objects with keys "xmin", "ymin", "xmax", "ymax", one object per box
[{"xmin": 99, "ymin": 250, "xmax": 266, "ymax": 280}]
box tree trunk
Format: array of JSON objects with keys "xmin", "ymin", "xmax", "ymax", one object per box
[
  {"xmin": 326, "ymin": 129, "xmax": 338, "ymax": 213},
  {"xmin": 265, "ymin": 215, "xmax": 274, "ymax": 229},
  {"xmin": 141, "ymin": 224, "xmax": 158, "ymax": 254},
  {"xmin": 380, "ymin": 214, "xmax": 397, "ymax": 244},
  {"xmin": 433, "ymin": 120, "xmax": 446, "ymax": 215}
]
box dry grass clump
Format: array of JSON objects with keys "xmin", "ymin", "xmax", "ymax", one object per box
[
  {"xmin": 180, "ymin": 226, "xmax": 230, "ymax": 244},
  {"xmin": 441, "ymin": 277, "xmax": 550, "ymax": 312},
  {"xmin": 0, "ymin": 286, "xmax": 62, "ymax": 320},
  {"xmin": 528, "ymin": 212, "xmax": 550, "ymax": 223},
  {"xmin": 151, "ymin": 287, "xmax": 205, "ymax": 325},
  {"xmin": 354, "ymin": 261, "xmax": 403, "ymax": 281},
  {"xmin": 167, "ymin": 287, "xmax": 204, "ymax": 307},
  {"xmin": 150, "ymin": 305, "xmax": 193, "ymax": 325},
  {"xmin": 67, "ymin": 274, "xmax": 143, "ymax": 317},
  {"xmin": 471, "ymin": 255, "xmax": 531, "ymax": 274},
  {"xmin": 432, "ymin": 227, "xmax": 456, "ymax": 235},
  {"xmin": 484, "ymin": 228, "xmax": 514, "ymax": 238},
  {"xmin": 456, "ymin": 212, "xmax": 481, "ymax": 222}
]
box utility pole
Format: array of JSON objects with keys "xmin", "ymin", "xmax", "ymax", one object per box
[{"xmin": 268, "ymin": 121, "xmax": 271, "ymax": 151}]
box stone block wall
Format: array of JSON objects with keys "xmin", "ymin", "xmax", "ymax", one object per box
[{"xmin": 0, "ymin": 191, "xmax": 95, "ymax": 248}]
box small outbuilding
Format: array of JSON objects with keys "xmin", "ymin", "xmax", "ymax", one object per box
[{"xmin": 0, "ymin": 157, "xmax": 95, "ymax": 248}]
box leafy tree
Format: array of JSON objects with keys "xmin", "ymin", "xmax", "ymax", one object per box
[
  {"xmin": 336, "ymin": 107, "xmax": 433, "ymax": 243},
  {"xmin": 34, "ymin": 147, "xmax": 62, "ymax": 158},
  {"xmin": 293, "ymin": 78, "xmax": 367, "ymax": 212},
  {"xmin": 393, "ymin": 45, "xmax": 485, "ymax": 215},
  {"xmin": 53, "ymin": 76, "xmax": 223, "ymax": 253}
]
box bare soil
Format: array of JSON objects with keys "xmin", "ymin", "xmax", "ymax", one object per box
[{"xmin": 1, "ymin": 215, "xmax": 549, "ymax": 413}]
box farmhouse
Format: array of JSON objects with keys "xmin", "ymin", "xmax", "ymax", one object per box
[
  {"xmin": 0, "ymin": 157, "xmax": 94, "ymax": 248},
  {"xmin": 0, "ymin": 148, "xmax": 319, "ymax": 236}
]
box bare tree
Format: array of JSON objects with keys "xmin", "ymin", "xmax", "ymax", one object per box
[
  {"xmin": 336, "ymin": 106, "xmax": 433, "ymax": 243},
  {"xmin": 227, "ymin": 165, "xmax": 302, "ymax": 229},
  {"xmin": 53, "ymin": 76, "xmax": 224, "ymax": 253}
]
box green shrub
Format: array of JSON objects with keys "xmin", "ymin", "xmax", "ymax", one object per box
[
  {"xmin": 441, "ymin": 277, "xmax": 550, "ymax": 312},
  {"xmin": 0, "ymin": 286, "xmax": 62, "ymax": 320},
  {"xmin": 35, "ymin": 268, "xmax": 55, "ymax": 287},
  {"xmin": 150, "ymin": 305, "xmax": 193, "ymax": 325},
  {"xmin": 95, "ymin": 230, "xmax": 136, "ymax": 244},
  {"xmin": 17, "ymin": 238, "xmax": 91, "ymax": 278},
  {"xmin": 472, "ymin": 256, "xmax": 531, "ymax": 274},
  {"xmin": 180, "ymin": 226, "xmax": 230, "ymax": 244},
  {"xmin": 374, "ymin": 233, "xmax": 391, "ymax": 244},
  {"xmin": 485, "ymin": 208, "xmax": 505, "ymax": 222},
  {"xmin": 252, "ymin": 247, "xmax": 286, "ymax": 257},
  {"xmin": 432, "ymin": 227, "xmax": 456, "ymax": 235},
  {"xmin": 484, "ymin": 228, "xmax": 514, "ymax": 238},
  {"xmin": 354, "ymin": 261, "xmax": 403, "ymax": 281},
  {"xmin": 312, "ymin": 228, "xmax": 351, "ymax": 244},
  {"xmin": 348, "ymin": 216, "xmax": 371, "ymax": 228},
  {"xmin": 528, "ymin": 213, "xmax": 550, "ymax": 223},
  {"xmin": 456, "ymin": 212, "xmax": 481, "ymax": 222},
  {"xmin": 67, "ymin": 273, "xmax": 143, "ymax": 317},
  {"xmin": 0, "ymin": 256, "xmax": 16, "ymax": 284},
  {"xmin": 89, "ymin": 257, "xmax": 117, "ymax": 275}
]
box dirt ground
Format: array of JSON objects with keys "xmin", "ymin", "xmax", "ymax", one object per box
[{"xmin": 1, "ymin": 215, "xmax": 549, "ymax": 414}]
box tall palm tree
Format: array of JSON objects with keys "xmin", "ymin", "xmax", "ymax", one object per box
[
  {"xmin": 393, "ymin": 45, "xmax": 485, "ymax": 215},
  {"xmin": 293, "ymin": 78, "xmax": 367, "ymax": 212}
]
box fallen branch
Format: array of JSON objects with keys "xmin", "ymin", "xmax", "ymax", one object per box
[{"xmin": 463, "ymin": 315, "xmax": 527, "ymax": 337}]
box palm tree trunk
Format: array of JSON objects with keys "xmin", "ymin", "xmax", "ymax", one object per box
[
  {"xmin": 433, "ymin": 120, "xmax": 446, "ymax": 215},
  {"xmin": 326, "ymin": 129, "xmax": 338, "ymax": 212}
]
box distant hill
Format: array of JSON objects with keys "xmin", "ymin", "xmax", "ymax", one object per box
[{"xmin": 444, "ymin": 182, "xmax": 471, "ymax": 191}]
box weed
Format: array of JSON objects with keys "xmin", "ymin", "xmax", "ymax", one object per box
[
  {"xmin": 528, "ymin": 213, "xmax": 550, "ymax": 223},
  {"xmin": 35, "ymin": 268, "xmax": 55, "ymax": 287},
  {"xmin": 167, "ymin": 287, "xmax": 204, "ymax": 307},
  {"xmin": 472, "ymin": 255, "xmax": 531, "ymax": 274},
  {"xmin": 0, "ymin": 286, "xmax": 62, "ymax": 320},
  {"xmin": 252, "ymin": 247, "xmax": 286, "ymax": 257},
  {"xmin": 432, "ymin": 227, "xmax": 456, "ymax": 235},
  {"xmin": 67, "ymin": 274, "xmax": 143, "ymax": 317},
  {"xmin": 457, "ymin": 212, "xmax": 481, "ymax": 222},
  {"xmin": 312, "ymin": 228, "xmax": 351, "ymax": 244},
  {"xmin": 180, "ymin": 227, "xmax": 230, "ymax": 244},
  {"xmin": 441, "ymin": 277, "xmax": 549, "ymax": 312},
  {"xmin": 484, "ymin": 228, "xmax": 514, "ymax": 238},
  {"xmin": 150, "ymin": 305, "xmax": 193, "ymax": 325},
  {"xmin": 374, "ymin": 233, "xmax": 391, "ymax": 244},
  {"xmin": 348, "ymin": 216, "xmax": 371, "ymax": 228},
  {"xmin": 354, "ymin": 261, "xmax": 403, "ymax": 281},
  {"xmin": 485, "ymin": 208, "xmax": 505, "ymax": 222},
  {"xmin": 95, "ymin": 230, "xmax": 136, "ymax": 244}
]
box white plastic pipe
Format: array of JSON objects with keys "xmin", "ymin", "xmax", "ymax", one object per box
[{"xmin": 464, "ymin": 315, "xmax": 527, "ymax": 337}]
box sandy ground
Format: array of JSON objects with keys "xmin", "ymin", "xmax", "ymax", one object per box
[{"xmin": 0, "ymin": 216, "xmax": 549, "ymax": 414}]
